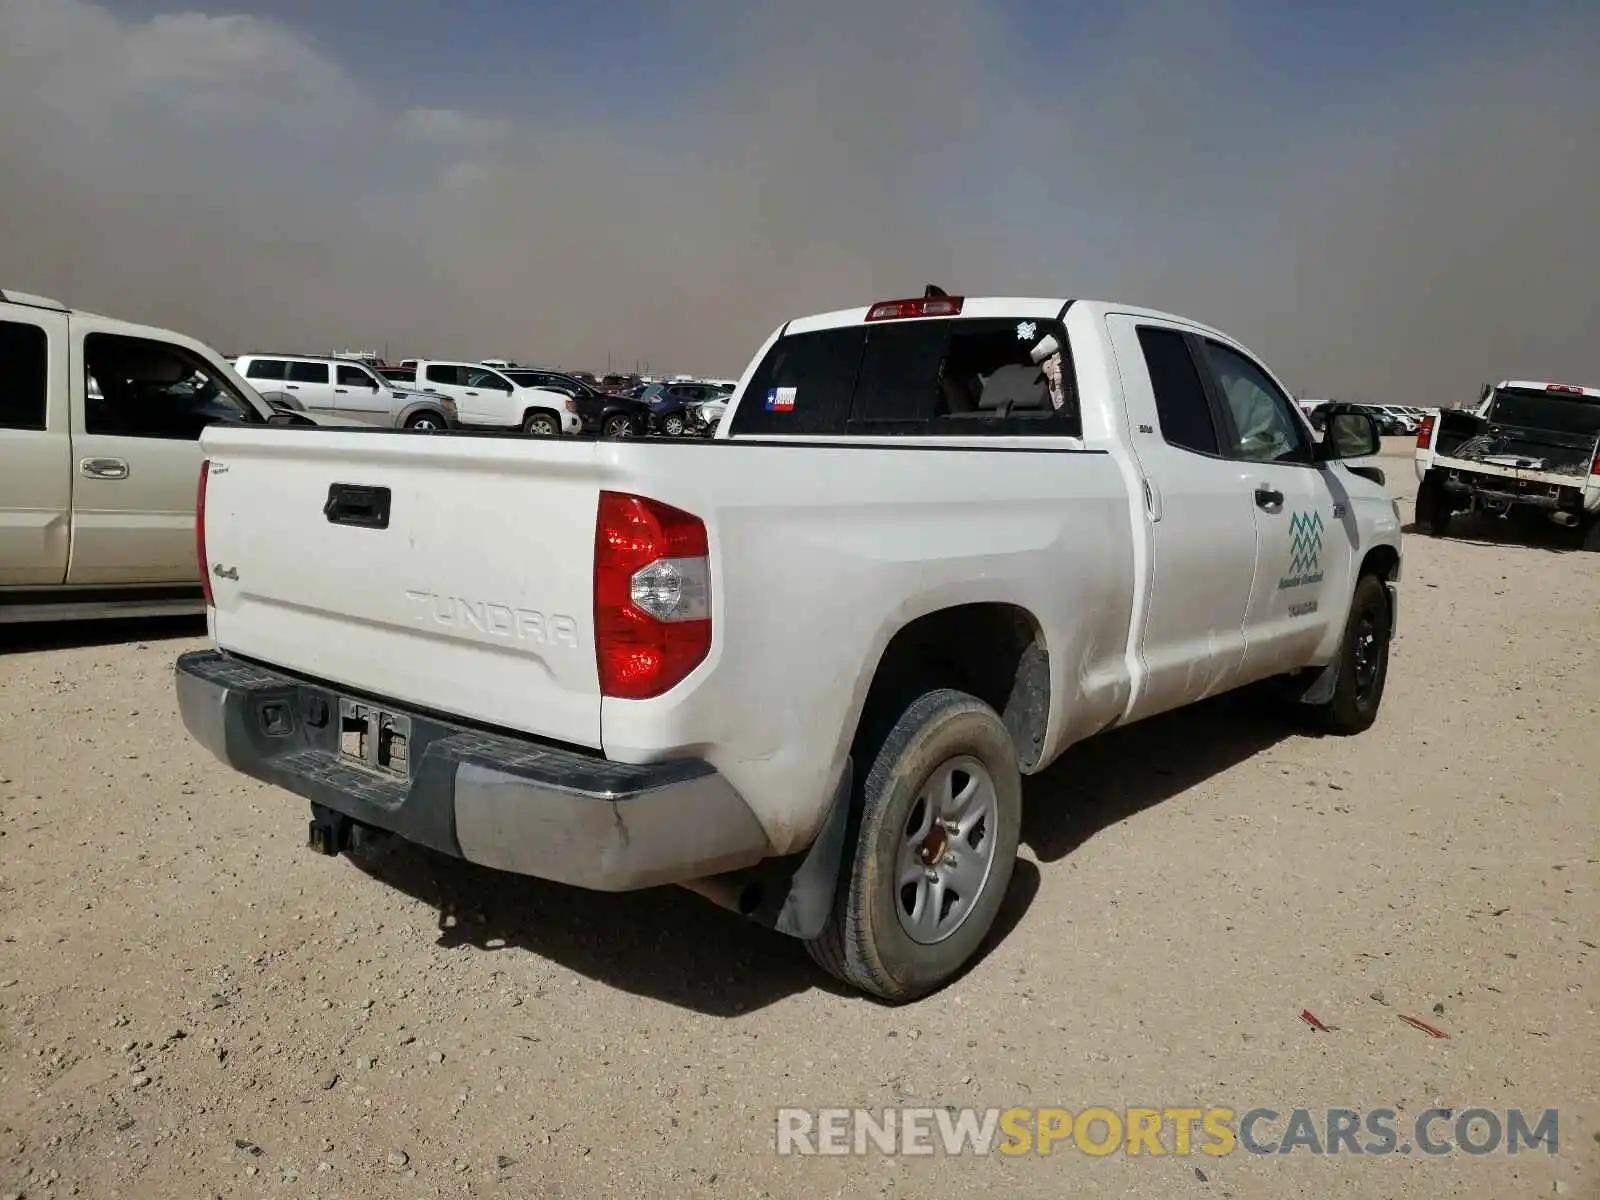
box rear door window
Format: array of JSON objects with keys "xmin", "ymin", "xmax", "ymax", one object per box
[
  {"xmin": 287, "ymin": 361, "xmax": 329, "ymax": 385},
  {"xmin": 1136, "ymin": 326, "xmax": 1221, "ymax": 456},
  {"xmin": 425, "ymin": 364, "xmax": 464, "ymax": 386},
  {"xmin": 243, "ymin": 358, "xmax": 286, "ymax": 381},
  {"xmin": 0, "ymin": 319, "xmax": 49, "ymax": 431},
  {"xmin": 728, "ymin": 327, "xmax": 866, "ymax": 436}
]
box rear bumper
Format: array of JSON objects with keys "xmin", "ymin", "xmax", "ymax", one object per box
[
  {"xmin": 175, "ymin": 649, "xmax": 770, "ymax": 891},
  {"xmin": 1438, "ymin": 471, "xmax": 1591, "ymax": 511}
]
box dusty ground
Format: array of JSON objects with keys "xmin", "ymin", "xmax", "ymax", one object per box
[{"xmin": 2, "ymin": 441, "xmax": 1596, "ymax": 1200}]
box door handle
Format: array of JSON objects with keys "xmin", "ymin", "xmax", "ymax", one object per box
[
  {"xmin": 80, "ymin": 457, "xmax": 129, "ymax": 480},
  {"xmin": 1254, "ymin": 485, "xmax": 1285, "ymax": 511},
  {"xmin": 286, "ymin": 384, "xmax": 300, "ymax": 390},
  {"xmin": 335, "ymin": 388, "xmax": 349, "ymax": 394},
  {"xmin": 1142, "ymin": 476, "xmax": 1163, "ymax": 521}
]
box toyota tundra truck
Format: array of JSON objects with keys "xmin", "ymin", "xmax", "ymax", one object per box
[
  {"xmin": 1413, "ymin": 380, "xmax": 1600, "ymax": 547},
  {"xmin": 175, "ymin": 294, "xmax": 1403, "ymax": 1001}
]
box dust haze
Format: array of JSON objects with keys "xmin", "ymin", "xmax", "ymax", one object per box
[{"xmin": 2, "ymin": 0, "xmax": 1596, "ymax": 400}]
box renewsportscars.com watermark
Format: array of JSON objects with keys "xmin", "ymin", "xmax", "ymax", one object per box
[{"xmin": 775, "ymin": 1106, "xmax": 1560, "ymax": 1158}]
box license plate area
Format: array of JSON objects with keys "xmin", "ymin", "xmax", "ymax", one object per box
[{"xmin": 338, "ymin": 698, "xmax": 412, "ymax": 779}]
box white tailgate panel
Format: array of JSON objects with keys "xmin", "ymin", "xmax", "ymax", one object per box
[{"xmin": 203, "ymin": 431, "xmax": 603, "ymax": 748}]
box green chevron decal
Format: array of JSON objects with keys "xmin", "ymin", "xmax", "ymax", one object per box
[{"xmin": 1278, "ymin": 510, "xmax": 1325, "ymax": 590}]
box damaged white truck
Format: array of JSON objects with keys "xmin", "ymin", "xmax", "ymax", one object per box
[
  {"xmin": 176, "ymin": 293, "xmax": 1403, "ymax": 1001},
  {"xmin": 1414, "ymin": 380, "xmax": 1600, "ymax": 548}
]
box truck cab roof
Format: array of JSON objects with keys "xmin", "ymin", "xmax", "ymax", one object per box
[
  {"xmin": 780, "ymin": 295, "xmax": 1242, "ymax": 342},
  {"xmin": 2, "ymin": 286, "xmax": 265, "ymax": 391},
  {"xmin": 1497, "ymin": 379, "xmax": 1600, "ymax": 399}
]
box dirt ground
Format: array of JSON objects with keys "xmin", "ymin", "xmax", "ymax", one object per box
[{"xmin": 2, "ymin": 440, "xmax": 1596, "ymax": 1199}]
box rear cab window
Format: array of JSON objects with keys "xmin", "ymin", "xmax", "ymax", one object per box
[
  {"xmin": 1484, "ymin": 385, "xmax": 1600, "ymax": 437},
  {"xmin": 729, "ymin": 327, "xmax": 866, "ymax": 436},
  {"xmin": 728, "ymin": 311, "xmax": 1081, "ymax": 439}
]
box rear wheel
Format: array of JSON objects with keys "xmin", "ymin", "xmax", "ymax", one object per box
[
  {"xmin": 805, "ymin": 689, "xmax": 1021, "ymax": 1003},
  {"xmin": 662, "ymin": 413, "xmax": 686, "ymax": 437},
  {"xmin": 522, "ymin": 411, "xmax": 559, "ymax": 436},
  {"xmin": 1303, "ymin": 573, "xmax": 1391, "ymax": 735},
  {"xmin": 1580, "ymin": 516, "xmax": 1600, "ymax": 552},
  {"xmin": 601, "ymin": 414, "xmax": 637, "ymax": 438}
]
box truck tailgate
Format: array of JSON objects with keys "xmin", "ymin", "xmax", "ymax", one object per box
[{"xmin": 199, "ymin": 427, "xmax": 604, "ymax": 748}]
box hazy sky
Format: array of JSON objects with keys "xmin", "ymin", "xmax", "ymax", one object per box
[{"xmin": 2, "ymin": 0, "xmax": 1596, "ymax": 401}]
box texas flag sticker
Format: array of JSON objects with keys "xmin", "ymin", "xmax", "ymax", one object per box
[{"xmin": 765, "ymin": 386, "xmax": 797, "ymax": 412}]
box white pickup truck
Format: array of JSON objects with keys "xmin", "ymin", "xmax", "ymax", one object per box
[
  {"xmin": 410, "ymin": 360, "xmax": 580, "ymax": 436},
  {"xmin": 176, "ymin": 293, "xmax": 1403, "ymax": 1001},
  {"xmin": 1413, "ymin": 380, "xmax": 1600, "ymax": 547},
  {"xmin": 0, "ymin": 286, "xmax": 281, "ymax": 623}
]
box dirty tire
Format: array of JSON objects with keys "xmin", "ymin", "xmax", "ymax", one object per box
[
  {"xmin": 805, "ymin": 689, "xmax": 1021, "ymax": 1003},
  {"xmin": 1304, "ymin": 573, "xmax": 1391, "ymax": 735},
  {"xmin": 1415, "ymin": 473, "xmax": 1452, "ymax": 537},
  {"xmin": 1580, "ymin": 517, "xmax": 1600, "ymax": 552},
  {"xmin": 522, "ymin": 411, "xmax": 558, "ymax": 436}
]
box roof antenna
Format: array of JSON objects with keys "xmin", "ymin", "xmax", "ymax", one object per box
[{"xmin": 924, "ymin": 284, "xmax": 948, "ymax": 298}]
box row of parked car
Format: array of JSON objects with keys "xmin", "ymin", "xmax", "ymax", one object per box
[
  {"xmin": 1303, "ymin": 401, "xmax": 1431, "ymax": 436},
  {"xmin": 230, "ymin": 353, "xmax": 737, "ymax": 439}
]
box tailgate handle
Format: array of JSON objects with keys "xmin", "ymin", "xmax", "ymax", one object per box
[{"xmin": 324, "ymin": 483, "xmax": 391, "ymax": 529}]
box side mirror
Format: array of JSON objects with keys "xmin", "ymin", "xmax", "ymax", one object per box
[{"xmin": 1318, "ymin": 405, "xmax": 1381, "ymax": 460}]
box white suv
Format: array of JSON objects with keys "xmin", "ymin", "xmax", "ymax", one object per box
[{"xmin": 235, "ymin": 354, "xmax": 455, "ymax": 431}]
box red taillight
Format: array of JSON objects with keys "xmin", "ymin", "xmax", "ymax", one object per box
[
  {"xmin": 1591, "ymin": 448, "xmax": 1600, "ymax": 477},
  {"xmin": 1546, "ymin": 384, "xmax": 1584, "ymax": 394},
  {"xmin": 865, "ymin": 296, "xmax": 965, "ymax": 322},
  {"xmin": 1416, "ymin": 414, "xmax": 1434, "ymax": 449},
  {"xmin": 594, "ymin": 491, "xmax": 711, "ymax": 700},
  {"xmin": 196, "ymin": 459, "xmax": 213, "ymax": 606}
]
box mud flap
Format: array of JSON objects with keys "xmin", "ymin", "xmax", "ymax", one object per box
[
  {"xmin": 685, "ymin": 764, "xmax": 854, "ymax": 939},
  {"xmin": 770, "ymin": 762, "xmax": 853, "ymax": 940},
  {"xmin": 1298, "ymin": 658, "xmax": 1340, "ymax": 706}
]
